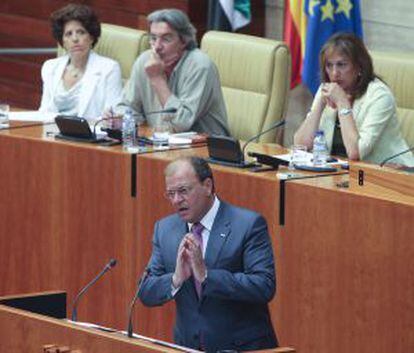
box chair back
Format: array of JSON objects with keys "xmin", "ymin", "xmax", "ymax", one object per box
[
  {"xmin": 58, "ymin": 23, "xmax": 149, "ymax": 81},
  {"xmin": 371, "ymin": 51, "xmax": 414, "ymax": 146},
  {"xmin": 201, "ymin": 31, "xmax": 291, "ymax": 143}
]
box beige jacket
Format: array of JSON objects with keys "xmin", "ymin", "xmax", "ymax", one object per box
[{"xmin": 315, "ymin": 78, "xmax": 414, "ymax": 166}]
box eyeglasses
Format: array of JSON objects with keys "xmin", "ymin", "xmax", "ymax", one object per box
[
  {"xmin": 164, "ymin": 185, "xmax": 195, "ymax": 200},
  {"xmin": 149, "ymin": 33, "xmax": 177, "ymax": 45}
]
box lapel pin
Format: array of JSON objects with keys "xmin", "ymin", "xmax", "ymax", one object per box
[{"xmin": 220, "ymin": 233, "xmax": 226, "ymax": 237}]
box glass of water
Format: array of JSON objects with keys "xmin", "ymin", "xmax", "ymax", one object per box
[
  {"xmin": 289, "ymin": 144, "xmax": 308, "ymax": 169},
  {"xmin": 0, "ymin": 103, "xmax": 10, "ymax": 128},
  {"xmin": 152, "ymin": 120, "xmax": 170, "ymax": 150}
]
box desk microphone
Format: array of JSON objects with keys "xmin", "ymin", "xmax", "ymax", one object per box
[
  {"xmin": 241, "ymin": 119, "xmax": 286, "ymax": 160},
  {"xmin": 127, "ymin": 266, "xmax": 151, "ymax": 338},
  {"xmin": 71, "ymin": 258, "xmax": 117, "ymax": 322},
  {"xmin": 379, "ymin": 146, "xmax": 414, "ymax": 167},
  {"xmin": 143, "ymin": 107, "xmax": 177, "ymax": 117}
]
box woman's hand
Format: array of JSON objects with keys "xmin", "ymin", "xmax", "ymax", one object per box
[{"xmin": 321, "ymin": 82, "xmax": 351, "ymax": 109}]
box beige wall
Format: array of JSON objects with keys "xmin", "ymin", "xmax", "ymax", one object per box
[
  {"xmin": 264, "ymin": 0, "xmax": 414, "ymax": 146},
  {"xmin": 361, "ymin": 1, "xmax": 414, "ymax": 52}
]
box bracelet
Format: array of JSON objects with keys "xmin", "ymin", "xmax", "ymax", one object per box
[{"xmin": 338, "ymin": 108, "xmax": 353, "ymax": 117}]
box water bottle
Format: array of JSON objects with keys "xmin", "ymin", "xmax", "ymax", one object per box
[
  {"xmin": 122, "ymin": 108, "xmax": 137, "ymax": 151},
  {"xmin": 312, "ymin": 130, "xmax": 328, "ymax": 167}
]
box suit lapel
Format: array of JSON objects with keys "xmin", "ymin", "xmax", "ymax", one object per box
[
  {"xmin": 204, "ymin": 202, "xmax": 231, "ymax": 268},
  {"xmin": 169, "ymin": 216, "xmax": 188, "ymax": 261},
  {"xmin": 78, "ymin": 52, "xmax": 101, "ymax": 117}
]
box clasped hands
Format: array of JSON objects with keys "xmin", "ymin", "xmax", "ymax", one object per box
[
  {"xmin": 172, "ymin": 233, "xmax": 206, "ymax": 288},
  {"xmin": 320, "ymin": 82, "xmax": 351, "ymax": 110}
]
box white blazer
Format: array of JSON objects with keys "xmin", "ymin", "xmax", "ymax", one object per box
[{"xmin": 39, "ymin": 51, "xmax": 123, "ymax": 119}]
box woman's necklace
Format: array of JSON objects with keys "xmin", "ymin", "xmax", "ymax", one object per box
[{"xmin": 66, "ymin": 63, "xmax": 85, "ymax": 79}]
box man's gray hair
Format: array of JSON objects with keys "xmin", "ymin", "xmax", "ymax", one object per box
[{"xmin": 147, "ymin": 8, "xmax": 197, "ymax": 50}]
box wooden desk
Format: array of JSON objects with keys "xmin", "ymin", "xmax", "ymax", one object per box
[
  {"xmin": 0, "ymin": 299, "xmax": 187, "ymax": 353},
  {"xmin": 0, "ymin": 125, "xmax": 297, "ymax": 338},
  {"xmin": 279, "ymin": 174, "xmax": 414, "ymax": 353},
  {"xmin": 8, "ymin": 123, "xmax": 410, "ymax": 353},
  {"xmin": 349, "ymin": 161, "xmax": 414, "ymax": 201},
  {"xmin": 0, "ymin": 125, "xmax": 137, "ymax": 329}
]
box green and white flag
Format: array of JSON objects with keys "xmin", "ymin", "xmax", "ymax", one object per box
[
  {"xmin": 220, "ymin": 0, "xmax": 251, "ymax": 31},
  {"xmin": 207, "ymin": 0, "xmax": 251, "ymax": 32}
]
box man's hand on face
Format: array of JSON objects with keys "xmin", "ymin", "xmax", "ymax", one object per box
[
  {"xmin": 185, "ymin": 234, "xmax": 207, "ymax": 283},
  {"xmin": 172, "ymin": 235, "xmax": 192, "ymax": 288},
  {"xmin": 144, "ymin": 50, "xmax": 166, "ymax": 80}
]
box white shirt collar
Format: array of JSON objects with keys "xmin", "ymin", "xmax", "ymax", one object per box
[{"xmin": 188, "ymin": 196, "xmax": 220, "ymax": 232}]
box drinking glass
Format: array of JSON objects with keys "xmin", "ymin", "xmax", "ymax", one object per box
[
  {"xmin": 0, "ymin": 103, "xmax": 10, "ymax": 128},
  {"xmin": 152, "ymin": 121, "xmax": 170, "ymax": 150},
  {"xmin": 289, "ymin": 144, "xmax": 308, "ymax": 169}
]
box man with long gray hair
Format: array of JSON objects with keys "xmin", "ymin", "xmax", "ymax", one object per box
[{"xmin": 117, "ymin": 9, "xmax": 230, "ymax": 136}]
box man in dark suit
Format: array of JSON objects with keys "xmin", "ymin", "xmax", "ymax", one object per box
[{"xmin": 139, "ymin": 156, "xmax": 278, "ymax": 352}]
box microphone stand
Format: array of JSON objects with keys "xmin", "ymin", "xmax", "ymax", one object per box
[
  {"xmin": 127, "ymin": 267, "xmax": 151, "ymax": 338},
  {"xmin": 71, "ymin": 258, "xmax": 117, "ymax": 322},
  {"xmin": 241, "ymin": 119, "xmax": 286, "ymax": 165},
  {"xmin": 93, "ymin": 117, "xmax": 119, "ymax": 138}
]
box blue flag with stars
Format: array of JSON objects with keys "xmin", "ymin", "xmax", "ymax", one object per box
[{"xmin": 302, "ymin": 0, "xmax": 363, "ymax": 95}]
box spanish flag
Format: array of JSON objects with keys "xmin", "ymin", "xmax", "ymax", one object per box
[
  {"xmin": 283, "ymin": 0, "xmax": 306, "ymax": 88},
  {"xmin": 284, "ymin": 0, "xmax": 363, "ymax": 94}
]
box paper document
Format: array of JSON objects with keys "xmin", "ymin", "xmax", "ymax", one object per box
[
  {"xmin": 66, "ymin": 320, "xmax": 116, "ymax": 332},
  {"xmin": 274, "ymin": 152, "xmax": 348, "ymax": 166},
  {"xmin": 120, "ymin": 331, "xmax": 202, "ymax": 352},
  {"xmin": 168, "ymin": 136, "xmax": 192, "ymax": 145},
  {"xmin": 148, "ymin": 131, "xmax": 197, "ymax": 145},
  {"xmin": 170, "ymin": 131, "xmax": 197, "ymax": 138},
  {"xmin": 168, "ymin": 132, "xmax": 200, "ymax": 145},
  {"xmin": 10, "ymin": 111, "xmax": 57, "ymax": 123}
]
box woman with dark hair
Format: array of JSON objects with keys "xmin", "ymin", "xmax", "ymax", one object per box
[
  {"xmin": 294, "ymin": 32, "xmax": 414, "ymax": 166},
  {"xmin": 39, "ymin": 4, "xmax": 122, "ymax": 120}
]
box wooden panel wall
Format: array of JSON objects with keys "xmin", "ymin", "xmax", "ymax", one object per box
[{"xmin": 0, "ymin": 0, "xmax": 264, "ymax": 110}]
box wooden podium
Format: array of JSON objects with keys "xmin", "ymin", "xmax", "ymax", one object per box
[
  {"xmin": 0, "ymin": 291, "xmax": 189, "ymax": 353},
  {"xmin": 0, "ymin": 291, "xmax": 295, "ymax": 353}
]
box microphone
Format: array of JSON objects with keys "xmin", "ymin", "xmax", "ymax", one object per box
[
  {"xmin": 93, "ymin": 117, "xmax": 117, "ymax": 137},
  {"xmin": 127, "ymin": 266, "xmax": 151, "ymax": 338},
  {"xmin": 71, "ymin": 258, "xmax": 117, "ymax": 322},
  {"xmin": 241, "ymin": 119, "xmax": 286, "ymax": 161},
  {"xmin": 380, "ymin": 146, "xmax": 414, "ymax": 167},
  {"xmin": 143, "ymin": 107, "xmax": 177, "ymax": 117}
]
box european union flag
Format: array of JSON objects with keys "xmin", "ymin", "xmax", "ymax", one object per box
[{"xmin": 302, "ymin": 0, "xmax": 363, "ymax": 95}]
